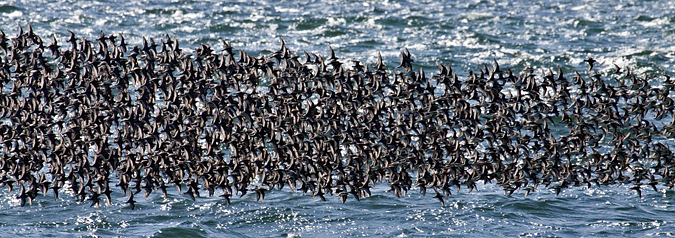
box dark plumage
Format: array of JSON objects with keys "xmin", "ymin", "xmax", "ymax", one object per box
[
  {"xmin": 0, "ymin": 26, "xmax": 671, "ymax": 210},
  {"xmin": 584, "ymin": 57, "xmax": 597, "ymax": 71}
]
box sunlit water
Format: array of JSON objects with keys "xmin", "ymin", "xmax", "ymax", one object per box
[{"xmin": 1, "ymin": 0, "xmax": 675, "ymax": 237}]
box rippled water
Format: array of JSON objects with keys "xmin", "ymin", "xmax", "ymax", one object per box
[{"xmin": 1, "ymin": 0, "xmax": 675, "ymax": 237}]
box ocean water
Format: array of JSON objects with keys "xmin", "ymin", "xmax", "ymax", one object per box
[{"xmin": 1, "ymin": 0, "xmax": 675, "ymax": 237}]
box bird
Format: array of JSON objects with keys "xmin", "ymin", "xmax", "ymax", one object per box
[
  {"xmin": 584, "ymin": 57, "xmax": 597, "ymax": 71},
  {"xmin": 433, "ymin": 191, "xmax": 445, "ymax": 206},
  {"xmin": 612, "ymin": 63, "xmax": 622, "ymax": 75},
  {"xmin": 126, "ymin": 193, "xmax": 137, "ymax": 210},
  {"xmin": 254, "ymin": 186, "xmax": 266, "ymax": 202},
  {"xmin": 630, "ymin": 185, "xmax": 642, "ymax": 198}
]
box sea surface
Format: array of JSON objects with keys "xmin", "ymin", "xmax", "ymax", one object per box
[{"xmin": 1, "ymin": 0, "xmax": 675, "ymax": 237}]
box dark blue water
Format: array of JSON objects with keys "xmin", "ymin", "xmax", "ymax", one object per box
[{"xmin": 1, "ymin": 0, "xmax": 675, "ymax": 237}]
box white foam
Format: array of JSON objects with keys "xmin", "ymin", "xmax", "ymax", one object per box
[{"xmin": 4, "ymin": 10, "xmax": 22, "ymax": 18}]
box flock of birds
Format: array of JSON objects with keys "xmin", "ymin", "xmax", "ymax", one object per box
[{"xmin": 1, "ymin": 25, "xmax": 675, "ymax": 209}]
